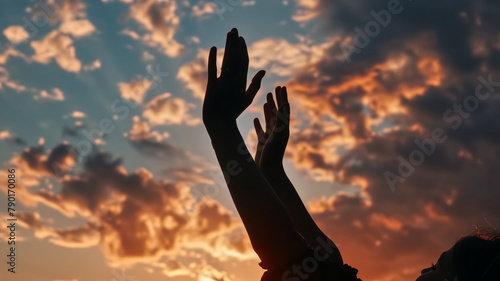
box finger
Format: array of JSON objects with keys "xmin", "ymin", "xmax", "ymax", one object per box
[
  {"xmin": 266, "ymin": 92, "xmax": 277, "ymax": 115},
  {"xmin": 264, "ymin": 103, "xmax": 271, "ymax": 130},
  {"xmin": 282, "ymin": 86, "xmax": 288, "ymax": 104},
  {"xmin": 276, "ymin": 102, "xmax": 290, "ymax": 132},
  {"xmin": 207, "ymin": 46, "xmax": 217, "ymax": 85},
  {"xmin": 276, "ymin": 86, "xmax": 283, "ymax": 111},
  {"xmin": 245, "ymin": 70, "xmax": 266, "ymax": 104},
  {"xmin": 276, "ymin": 86, "xmax": 283, "ymax": 106},
  {"xmin": 253, "ymin": 118, "xmax": 264, "ymax": 139},
  {"xmin": 221, "ymin": 28, "xmax": 239, "ymax": 75},
  {"xmin": 238, "ymin": 36, "xmax": 249, "ymax": 83}
]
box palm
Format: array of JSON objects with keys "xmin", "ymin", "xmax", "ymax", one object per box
[
  {"xmin": 254, "ymin": 86, "xmax": 290, "ymax": 169},
  {"xmin": 203, "ymin": 28, "xmax": 265, "ymax": 128}
]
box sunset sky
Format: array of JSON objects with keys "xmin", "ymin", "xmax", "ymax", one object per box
[{"xmin": 1, "ymin": 0, "xmax": 500, "ymax": 281}]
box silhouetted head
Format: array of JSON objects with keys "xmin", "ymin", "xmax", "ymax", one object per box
[{"xmin": 416, "ymin": 229, "xmax": 500, "ymax": 281}]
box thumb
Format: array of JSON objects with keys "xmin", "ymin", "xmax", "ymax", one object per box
[{"xmin": 245, "ymin": 70, "xmax": 266, "ymax": 105}]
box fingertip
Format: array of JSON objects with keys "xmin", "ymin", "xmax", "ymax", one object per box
[
  {"xmin": 238, "ymin": 36, "xmax": 247, "ymax": 46},
  {"xmin": 257, "ymin": 70, "xmax": 266, "ymax": 79},
  {"xmin": 208, "ymin": 47, "xmax": 217, "ymax": 81},
  {"xmin": 252, "ymin": 70, "xmax": 265, "ymax": 83},
  {"xmin": 282, "ymin": 86, "xmax": 288, "ymax": 102},
  {"xmin": 209, "ymin": 46, "xmax": 217, "ymax": 60}
]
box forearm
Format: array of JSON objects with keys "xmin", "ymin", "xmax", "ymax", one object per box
[
  {"xmin": 262, "ymin": 165, "xmax": 343, "ymax": 264},
  {"xmin": 206, "ymin": 121, "xmax": 309, "ymax": 268},
  {"xmin": 263, "ymin": 166, "xmax": 325, "ymax": 239}
]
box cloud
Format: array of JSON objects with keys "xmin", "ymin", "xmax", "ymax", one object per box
[
  {"xmin": 192, "ymin": 197, "xmax": 232, "ymax": 235},
  {"xmin": 17, "ymin": 211, "xmax": 100, "ymax": 248},
  {"xmin": 177, "ymin": 48, "xmax": 211, "ymax": 99},
  {"xmin": 142, "ymin": 92, "xmax": 201, "ymax": 126},
  {"xmin": 247, "ymin": 36, "xmax": 333, "ymax": 77},
  {"xmin": 3, "ymin": 143, "xmax": 253, "ymax": 275},
  {"xmin": 191, "ymin": 2, "xmax": 216, "ymax": 19},
  {"xmin": 177, "ymin": 38, "xmax": 333, "ymax": 100},
  {"xmin": 0, "ymin": 130, "xmax": 11, "ymax": 140},
  {"xmin": 117, "ymin": 78, "xmax": 152, "ymax": 104},
  {"xmin": 83, "ymin": 59, "xmax": 101, "ymax": 71},
  {"xmin": 3, "ymin": 26, "xmax": 30, "ymax": 44},
  {"xmin": 125, "ymin": 115, "xmax": 170, "ymax": 142},
  {"xmin": 38, "ymin": 88, "xmax": 65, "ymax": 101},
  {"xmin": 70, "ymin": 111, "xmax": 86, "ymax": 118},
  {"xmin": 292, "ymin": 0, "xmax": 321, "ymax": 23},
  {"xmin": 256, "ymin": 1, "xmax": 500, "ymax": 280},
  {"xmin": 142, "ymin": 51, "xmax": 155, "ymax": 61},
  {"xmin": 0, "ymin": 46, "xmax": 29, "ymax": 65},
  {"xmin": 31, "ymin": 0, "xmax": 96, "ymax": 38},
  {"xmin": 124, "ymin": 0, "xmax": 184, "ymax": 57},
  {"xmin": 8, "ymin": 143, "xmax": 76, "ymax": 187},
  {"xmin": 31, "ymin": 31, "xmax": 82, "ymax": 72},
  {"xmin": 0, "ymin": 66, "xmax": 27, "ymax": 91},
  {"xmin": 59, "ymin": 19, "xmax": 95, "ymax": 38},
  {"xmin": 242, "ymin": 0, "xmax": 256, "ymax": 6},
  {"xmin": 124, "ymin": 123, "xmax": 214, "ymax": 174}
]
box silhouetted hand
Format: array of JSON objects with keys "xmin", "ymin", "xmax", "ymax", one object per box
[
  {"xmin": 253, "ymin": 86, "xmax": 290, "ymax": 171},
  {"xmin": 203, "ymin": 28, "xmax": 266, "ymax": 131}
]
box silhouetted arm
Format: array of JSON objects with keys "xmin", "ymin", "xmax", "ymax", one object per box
[
  {"xmin": 203, "ymin": 28, "xmax": 309, "ymax": 269},
  {"xmin": 254, "ymin": 87, "xmax": 343, "ymax": 265}
]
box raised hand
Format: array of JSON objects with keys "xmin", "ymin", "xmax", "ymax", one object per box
[
  {"xmin": 253, "ymin": 87, "xmax": 344, "ymax": 266},
  {"xmin": 253, "ymin": 86, "xmax": 290, "ymax": 171},
  {"xmin": 203, "ymin": 28, "xmax": 266, "ymax": 130},
  {"xmin": 201, "ymin": 29, "xmax": 311, "ymax": 270}
]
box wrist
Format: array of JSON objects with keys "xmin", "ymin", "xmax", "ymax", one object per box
[{"xmin": 204, "ymin": 118, "xmax": 237, "ymax": 136}]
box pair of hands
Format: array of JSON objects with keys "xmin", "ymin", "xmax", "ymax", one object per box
[{"xmin": 203, "ymin": 28, "xmax": 291, "ymax": 170}]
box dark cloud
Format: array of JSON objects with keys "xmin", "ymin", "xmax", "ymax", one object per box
[
  {"xmin": 7, "ymin": 143, "xmax": 248, "ymax": 266},
  {"xmin": 129, "ymin": 139, "xmax": 186, "ymax": 160},
  {"xmin": 284, "ymin": 1, "xmax": 500, "ymax": 279}
]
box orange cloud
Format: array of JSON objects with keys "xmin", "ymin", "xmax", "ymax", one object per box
[
  {"xmin": 70, "ymin": 111, "xmax": 86, "ymax": 118},
  {"xmin": 117, "ymin": 78, "xmax": 153, "ymax": 104},
  {"xmin": 177, "ymin": 48, "xmax": 212, "ymax": 100},
  {"xmin": 292, "ymin": 0, "xmax": 321, "ymax": 23},
  {"xmin": 32, "ymin": 0, "xmax": 96, "ymax": 38},
  {"xmin": 4, "ymin": 143, "xmax": 254, "ymax": 276},
  {"xmin": 125, "ymin": 0, "xmax": 184, "ymax": 57},
  {"xmin": 0, "ymin": 130, "xmax": 11, "ymax": 139},
  {"xmin": 192, "ymin": 2, "xmax": 216, "ymax": 19},
  {"xmin": 31, "ymin": 31, "xmax": 82, "ymax": 72},
  {"xmin": 0, "ymin": 66, "xmax": 27, "ymax": 91},
  {"xmin": 3, "ymin": 26, "xmax": 29, "ymax": 44},
  {"xmin": 370, "ymin": 213, "xmax": 403, "ymax": 232},
  {"xmin": 142, "ymin": 93, "xmax": 201, "ymax": 126},
  {"xmin": 125, "ymin": 115, "xmax": 170, "ymax": 142},
  {"xmin": 38, "ymin": 87, "xmax": 65, "ymax": 101}
]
